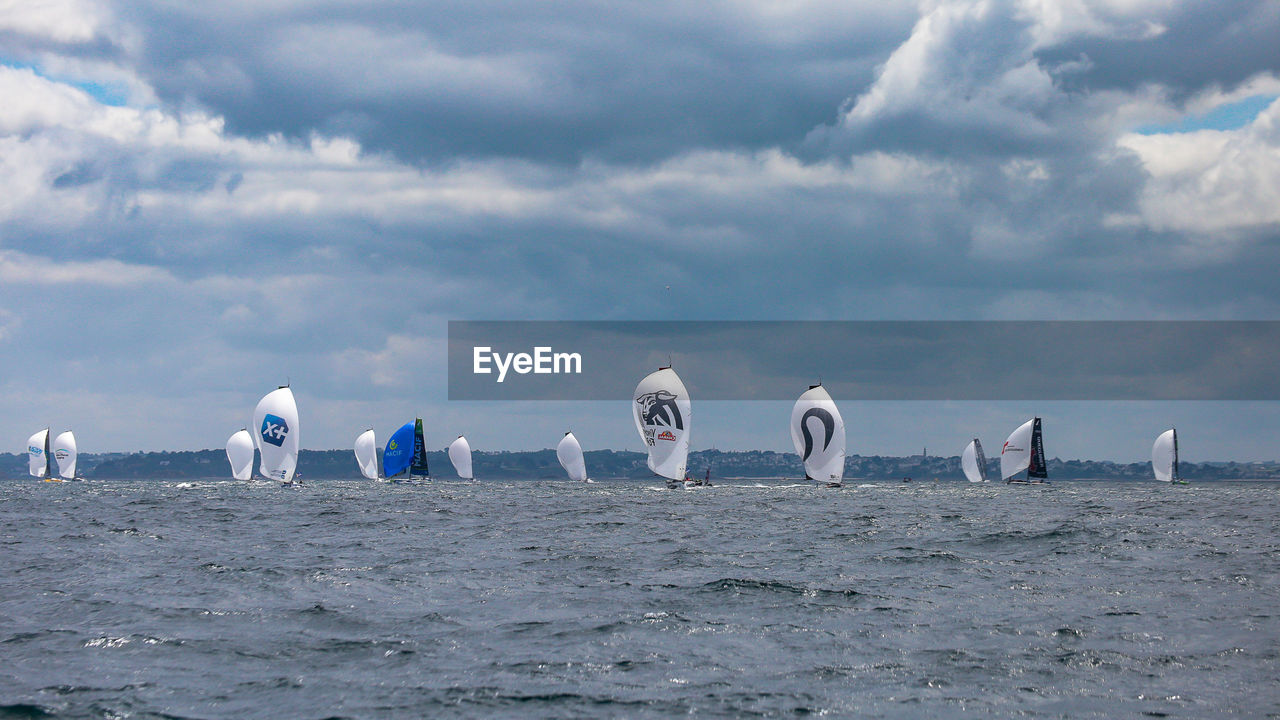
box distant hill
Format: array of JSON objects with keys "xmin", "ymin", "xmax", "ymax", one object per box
[{"xmin": 3, "ymin": 449, "xmax": 1279, "ymax": 481}]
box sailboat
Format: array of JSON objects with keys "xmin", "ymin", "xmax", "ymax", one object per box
[
  {"xmin": 384, "ymin": 419, "xmax": 429, "ymax": 483},
  {"xmin": 52, "ymin": 431, "xmax": 80, "ymax": 481},
  {"xmin": 27, "ymin": 428, "xmax": 54, "ymax": 481},
  {"xmin": 961, "ymin": 438, "xmax": 989, "ymax": 483},
  {"xmin": 354, "ymin": 428, "xmax": 379, "ymax": 480},
  {"xmin": 790, "ymin": 384, "xmax": 846, "ymax": 487},
  {"xmin": 1000, "ymin": 417, "xmax": 1048, "ymax": 484},
  {"xmin": 633, "ymin": 365, "xmax": 691, "ymax": 489},
  {"xmin": 449, "ymin": 435, "xmax": 474, "ymax": 480},
  {"xmin": 252, "ymin": 386, "xmax": 300, "ymax": 485},
  {"xmin": 557, "ymin": 431, "xmax": 591, "ymax": 482},
  {"xmin": 225, "ymin": 429, "xmax": 255, "ymax": 481},
  {"xmin": 1152, "ymin": 428, "xmax": 1186, "ymax": 484}
]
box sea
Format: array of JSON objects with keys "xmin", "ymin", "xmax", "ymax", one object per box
[{"xmin": 1, "ymin": 478, "xmax": 1277, "ymax": 719}]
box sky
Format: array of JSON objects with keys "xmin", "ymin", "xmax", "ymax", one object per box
[{"xmin": 2, "ymin": 0, "xmax": 1280, "ymax": 463}]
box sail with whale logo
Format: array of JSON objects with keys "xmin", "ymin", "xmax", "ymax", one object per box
[
  {"xmin": 1001, "ymin": 417, "xmax": 1047, "ymax": 484},
  {"xmin": 252, "ymin": 386, "xmax": 299, "ymax": 483},
  {"xmin": 961, "ymin": 438, "xmax": 989, "ymax": 483},
  {"xmin": 226, "ymin": 429, "xmax": 255, "ymax": 481},
  {"xmin": 384, "ymin": 419, "xmax": 428, "ymax": 483},
  {"xmin": 557, "ymin": 431, "xmax": 590, "ymax": 482},
  {"xmin": 27, "ymin": 428, "xmax": 53, "ymax": 480},
  {"xmin": 790, "ymin": 384, "xmax": 845, "ymax": 487},
  {"xmin": 633, "ymin": 366, "xmax": 691, "ymax": 483},
  {"xmin": 354, "ymin": 428, "xmax": 379, "ymax": 480}
]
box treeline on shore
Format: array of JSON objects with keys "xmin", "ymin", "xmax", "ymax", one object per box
[{"xmin": 4, "ymin": 448, "xmax": 1279, "ymax": 481}]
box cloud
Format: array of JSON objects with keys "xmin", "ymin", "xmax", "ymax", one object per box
[
  {"xmin": 0, "ymin": 249, "xmax": 173, "ymax": 286},
  {"xmin": 1117, "ymin": 95, "xmax": 1280, "ymax": 238},
  {"xmin": 96, "ymin": 1, "xmax": 916, "ymax": 164},
  {"xmin": 0, "ymin": 0, "xmax": 111, "ymax": 44}
]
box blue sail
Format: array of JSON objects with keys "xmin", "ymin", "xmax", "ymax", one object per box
[{"xmin": 383, "ymin": 421, "xmax": 416, "ymax": 479}]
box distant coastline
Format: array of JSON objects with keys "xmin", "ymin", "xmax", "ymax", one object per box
[{"xmin": 5, "ymin": 449, "xmax": 1278, "ymax": 481}]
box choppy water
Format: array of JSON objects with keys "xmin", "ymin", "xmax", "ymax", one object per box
[{"xmin": 1, "ymin": 479, "xmax": 1277, "ymax": 718}]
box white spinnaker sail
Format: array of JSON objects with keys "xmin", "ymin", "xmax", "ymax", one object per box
[
  {"xmin": 632, "ymin": 367, "xmax": 692, "ymax": 481},
  {"xmin": 27, "ymin": 429, "xmax": 49, "ymax": 478},
  {"xmin": 225, "ymin": 429, "xmax": 255, "ymax": 481},
  {"xmin": 789, "ymin": 385, "xmax": 846, "ymax": 484},
  {"xmin": 557, "ymin": 432, "xmax": 588, "ymax": 482},
  {"xmin": 1000, "ymin": 419, "xmax": 1034, "ymax": 481},
  {"xmin": 961, "ymin": 439, "xmax": 987, "ymax": 483},
  {"xmin": 53, "ymin": 431, "xmax": 77, "ymax": 480},
  {"xmin": 448, "ymin": 435, "xmax": 473, "ymax": 479},
  {"xmin": 252, "ymin": 387, "xmax": 299, "ymax": 482},
  {"xmin": 355, "ymin": 429, "xmax": 379, "ymax": 480},
  {"xmin": 1152, "ymin": 428, "xmax": 1177, "ymax": 482}
]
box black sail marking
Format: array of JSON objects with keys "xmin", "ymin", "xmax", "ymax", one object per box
[
  {"xmin": 637, "ymin": 390, "xmax": 683, "ymax": 431},
  {"xmin": 973, "ymin": 439, "xmax": 988, "ymax": 481},
  {"xmin": 800, "ymin": 408, "xmax": 835, "ymax": 461},
  {"xmin": 1028, "ymin": 417, "xmax": 1048, "ymax": 479}
]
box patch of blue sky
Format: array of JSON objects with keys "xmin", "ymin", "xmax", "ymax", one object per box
[
  {"xmin": 2, "ymin": 56, "xmax": 128, "ymax": 107},
  {"xmin": 1135, "ymin": 94, "xmax": 1278, "ymax": 135}
]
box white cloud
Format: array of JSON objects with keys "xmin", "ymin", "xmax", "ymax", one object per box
[
  {"xmin": 0, "ymin": 249, "xmax": 173, "ymax": 286},
  {"xmin": 0, "ymin": 0, "xmax": 109, "ymax": 44},
  {"xmin": 1117, "ymin": 96, "xmax": 1280, "ymax": 235}
]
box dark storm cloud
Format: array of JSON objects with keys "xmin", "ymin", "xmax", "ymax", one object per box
[
  {"xmin": 1039, "ymin": 0, "xmax": 1280, "ymax": 100},
  {"xmin": 806, "ymin": 0, "xmax": 1280, "ymax": 161},
  {"xmin": 107, "ymin": 1, "xmax": 914, "ymax": 164}
]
